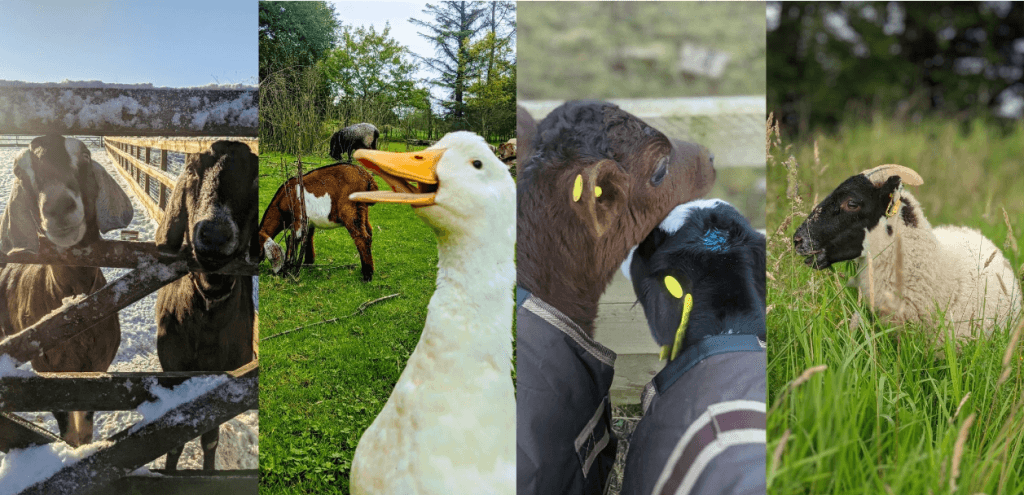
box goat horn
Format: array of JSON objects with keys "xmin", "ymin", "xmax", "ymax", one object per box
[{"xmin": 860, "ymin": 164, "xmax": 924, "ymax": 186}]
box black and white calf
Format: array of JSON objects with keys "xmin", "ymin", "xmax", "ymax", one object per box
[
  {"xmin": 0, "ymin": 135, "xmax": 134, "ymax": 446},
  {"xmin": 620, "ymin": 199, "xmax": 766, "ymax": 495},
  {"xmin": 155, "ymin": 140, "xmax": 259, "ymax": 470}
]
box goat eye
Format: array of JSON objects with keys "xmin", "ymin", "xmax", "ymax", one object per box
[
  {"xmin": 650, "ymin": 156, "xmax": 668, "ymax": 186},
  {"xmin": 472, "ymin": 160, "xmax": 483, "ymax": 169}
]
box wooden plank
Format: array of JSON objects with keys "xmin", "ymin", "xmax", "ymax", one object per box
[
  {"xmin": 99, "ymin": 470, "xmax": 258, "ymax": 495},
  {"xmin": 0, "ymin": 365, "xmax": 258, "ymax": 412},
  {"xmin": 595, "ymin": 271, "xmax": 663, "ymax": 406},
  {"xmin": 0, "ymin": 87, "xmax": 257, "ymax": 136},
  {"xmin": 20, "ymin": 366, "xmax": 258, "ymax": 495},
  {"xmin": 0, "ymin": 238, "xmax": 258, "ymax": 275},
  {"xmin": 104, "ymin": 141, "xmax": 177, "ymax": 189},
  {"xmin": 0, "ymin": 412, "xmax": 61, "ymax": 452},
  {"xmin": 105, "ymin": 136, "xmax": 259, "ymax": 155}
]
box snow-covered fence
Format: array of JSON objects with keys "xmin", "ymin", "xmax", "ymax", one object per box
[
  {"xmin": 0, "ymin": 85, "xmax": 257, "ymax": 137},
  {"xmin": 103, "ymin": 137, "xmax": 259, "ymax": 222}
]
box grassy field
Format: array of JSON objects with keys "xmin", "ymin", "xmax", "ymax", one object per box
[
  {"xmin": 766, "ymin": 117, "xmax": 1024, "ymax": 493},
  {"xmin": 257, "ymin": 146, "xmax": 438, "ymax": 493}
]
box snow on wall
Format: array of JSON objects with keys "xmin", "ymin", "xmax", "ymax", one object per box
[
  {"xmin": 0, "ymin": 140, "xmax": 258, "ymax": 476},
  {"xmin": 0, "ymin": 80, "xmax": 256, "ymax": 90},
  {"xmin": 0, "ymin": 440, "xmax": 111, "ymax": 495}
]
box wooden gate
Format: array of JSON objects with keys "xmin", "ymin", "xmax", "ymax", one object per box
[{"xmin": 0, "ymin": 85, "xmax": 259, "ymax": 494}]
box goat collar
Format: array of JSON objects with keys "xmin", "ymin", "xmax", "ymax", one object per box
[
  {"xmin": 886, "ymin": 183, "xmax": 905, "ymax": 218},
  {"xmin": 191, "ymin": 274, "xmax": 236, "ymax": 311},
  {"xmin": 654, "ymin": 334, "xmax": 766, "ymax": 395}
]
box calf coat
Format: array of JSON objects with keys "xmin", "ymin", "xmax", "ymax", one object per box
[
  {"xmin": 258, "ymin": 163, "xmax": 377, "ymax": 280},
  {"xmin": 0, "ymin": 135, "xmax": 134, "ymax": 447},
  {"xmin": 155, "ymin": 140, "xmax": 258, "ymax": 470}
]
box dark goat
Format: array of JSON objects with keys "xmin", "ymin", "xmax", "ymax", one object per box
[
  {"xmin": 258, "ymin": 163, "xmax": 378, "ymax": 280},
  {"xmin": 155, "ymin": 141, "xmax": 258, "ymax": 471},
  {"xmin": 621, "ymin": 199, "xmax": 766, "ymax": 495},
  {"xmin": 0, "ymin": 135, "xmax": 133, "ymax": 446},
  {"xmin": 517, "ymin": 100, "xmax": 716, "ymax": 334},
  {"xmin": 329, "ymin": 123, "xmax": 379, "ymax": 163}
]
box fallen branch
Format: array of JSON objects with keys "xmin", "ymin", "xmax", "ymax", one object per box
[{"xmin": 261, "ymin": 293, "xmax": 400, "ymax": 342}]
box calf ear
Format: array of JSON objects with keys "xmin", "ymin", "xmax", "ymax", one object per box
[
  {"xmin": 91, "ymin": 161, "xmax": 134, "ymax": 233},
  {"xmin": 570, "ymin": 159, "xmax": 628, "ymax": 237},
  {"xmin": 156, "ymin": 169, "xmax": 189, "ymax": 253},
  {"xmin": 637, "ymin": 270, "xmax": 687, "ymax": 348},
  {"xmin": 0, "ymin": 150, "xmax": 42, "ymax": 254}
]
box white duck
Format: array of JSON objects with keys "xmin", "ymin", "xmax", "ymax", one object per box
[{"xmin": 348, "ymin": 131, "xmax": 516, "ymax": 494}]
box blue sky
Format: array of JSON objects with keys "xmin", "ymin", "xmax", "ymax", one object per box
[{"xmin": 0, "ymin": 0, "xmax": 256, "ymax": 87}]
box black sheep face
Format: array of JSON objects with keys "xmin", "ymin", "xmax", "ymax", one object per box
[
  {"xmin": 626, "ymin": 200, "xmax": 766, "ymax": 350},
  {"xmin": 157, "ymin": 141, "xmax": 259, "ymax": 270},
  {"xmin": 794, "ymin": 174, "xmax": 901, "ymax": 269}
]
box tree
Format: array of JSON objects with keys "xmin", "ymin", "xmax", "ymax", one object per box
[
  {"xmin": 322, "ymin": 24, "xmax": 425, "ymax": 130},
  {"xmin": 410, "ymin": 1, "xmax": 487, "ymax": 125},
  {"xmin": 465, "ymin": 29, "xmax": 516, "ymax": 141},
  {"xmin": 259, "ymin": 1, "xmax": 340, "ymax": 81}
]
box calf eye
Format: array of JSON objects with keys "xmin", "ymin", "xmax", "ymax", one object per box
[
  {"xmin": 472, "ymin": 160, "xmax": 483, "ymax": 169},
  {"xmin": 650, "ymin": 156, "xmax": 668, "ymax": 186}
]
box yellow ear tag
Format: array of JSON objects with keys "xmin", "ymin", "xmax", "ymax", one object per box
[
  {"xmin": 664, "ymin": 275, "xmax": 684, "ymax": 299},
  {"xmin": 670, "ymin": 293, "xmax": 694, "ymax": 360},
  {"xmin": 595, "ymin": 186, "xmax": 603, "ymax": 198},
  {"xmin": 572, "ymin": 174, "xmax": 583, "ymax": 202},
  {"xmin": 659, "ymin": 345, "xmax": 671, "ymax": 360}
]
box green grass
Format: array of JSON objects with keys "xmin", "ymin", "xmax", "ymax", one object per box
[
  {"xmin": 257, "ymin": 147, "xmax": 437, "ymax": 493},
  {"xmin": 766, "ymin": 118, "xmax": 1024, "ymax": 494}
]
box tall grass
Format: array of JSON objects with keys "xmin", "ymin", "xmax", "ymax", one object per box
[{"xmin": 766, "ymin": 117, "xmax": 1024, "ymax": 494}]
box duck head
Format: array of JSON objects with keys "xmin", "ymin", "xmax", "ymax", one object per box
[{"xmin": 350, "ymin": 131, "xmax": 515, "ymax": 239}]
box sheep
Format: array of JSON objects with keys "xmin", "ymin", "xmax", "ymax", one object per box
[
  {"xmin": 620, "ymin": 199, "xmax": 766, "ymax": 495},
  {"xmin": 257, "ymin": 162, "xmax": 378, "ymax": 280},
  {"xmin": 793, "ymin": 164, "xmax": 1023, "ymax": 342},
  {"xmin": 155, "ymin": 140, "xmax": 258, "ymax": 471},
  {"xmin": 329, "ymin": 123, "xmax": 379, "ymax": 163},
  {"xmin": 0, "ymin": 134, "xmax": 134, "ymax": 447},
  {"xmin": 516, "ymin": 100, "xmax": 715, "ymax": 494}
]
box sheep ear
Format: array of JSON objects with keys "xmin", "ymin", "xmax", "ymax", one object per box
[
  {"xmin": 0, "ymin": 151, "xmax": 42, "ymax": 254},
  {"xmin": 861, "ymin": 164, "xmax": 924, "ymax": 187},
  {"xmin": 570, "ymin": 159, "xmax": 627, "ymax": 237},
  {"xmin": 156, "ymin": 168, "xmax": 189, "ymax": 253},
  {"xmin": 90, "ymin": 161, "xmax": 134, "ymax": 233}
]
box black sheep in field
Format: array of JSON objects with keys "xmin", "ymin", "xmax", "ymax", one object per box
[{"xmin": 330, "ymin": 123, "xmax": 379, "ymax": 163}]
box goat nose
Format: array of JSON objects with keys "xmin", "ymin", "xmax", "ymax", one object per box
[
  {"xmin": 44, "ymin": 194, "xmax": 78, "ymax": 218},
  {"xmin": 194, "ymin": 220, "xmax": 235, "ymax": 254}
]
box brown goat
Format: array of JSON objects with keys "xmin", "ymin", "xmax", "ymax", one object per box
[
  {"xmin": 258, "ymin": 163, "xmax": 378, "ymax": 281},
  {"xmin": 0, "ymin": 135, "xmax": 134, "ymax": 446},
  {"xmin": 155, "ymin": 141, "xmax": 259, "ymax": 471},
  {"xmin": 516, "ymin": 101, "xmax": 715, "ymax": 335}
]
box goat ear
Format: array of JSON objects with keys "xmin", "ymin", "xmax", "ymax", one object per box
[
  {"xmin": 156, "ymin": 169, "xmax": 189, "ymax": 253},
  {"xmin": 570, "ymin": 159, "xmax": 628, "ymax": 237},
  {"xmin": 90, "ymin": 161, "xmax": 134, "ymax": 233},
  {"xmin": 0, "ymin": 150, "xmax": 42, "ymax": 254}
]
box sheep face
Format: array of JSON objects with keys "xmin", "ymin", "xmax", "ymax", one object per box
[
  {"xmin": 626, "ymin": 200, "xmax": 766, "ymax": 350},
  {"xmin": 794, "ymin": 174, "xmax": 902, "ymax": 269},
  {"xmin": 0, "ymin": 135, "xmax": 133, "ymax": 254},
  {"xmin": 157, "ymin": 141, "xmax": 259, "ymax": 270}
]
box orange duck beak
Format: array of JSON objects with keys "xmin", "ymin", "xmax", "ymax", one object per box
[{"xmin": 349, "ymin": 148, "xmax": 445, "ymax": 207}]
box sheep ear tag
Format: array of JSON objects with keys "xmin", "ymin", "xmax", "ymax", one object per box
[
  {"xmin": 886, "ymin": 183, "xmax": 904, "ymax": 218},
  {"xmin": 350, "ymin": 148, "xmax": 444, "ymax": 207}
]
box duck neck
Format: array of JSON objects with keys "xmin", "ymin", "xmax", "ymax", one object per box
[{"xmin": 415, "ymin": 226, "xmax": 515, "ymax": 367}]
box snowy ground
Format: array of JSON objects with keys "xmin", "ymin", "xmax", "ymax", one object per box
[{"xmin": 0, "ymin": 138, "xmax": 258, "ymax": 475}]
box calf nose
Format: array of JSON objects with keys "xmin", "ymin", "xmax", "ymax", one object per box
[{"xmin": 194, "ymin": 219, "xmax": 236, "ymax": 255}]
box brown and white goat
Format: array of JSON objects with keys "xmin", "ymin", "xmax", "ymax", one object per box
[
  {"xmin": 516, "ymin": 101, "xmax": 716, "ymax": 334},
  {"xmin": 155, "ymin": 141, "xmax": 258, "ymax": 471},
  {"xmin": 0, "ymin": 135, "xmax": 134, "ymax": 446},
  {"xmin": 258, "ymin": 163, "xmax": 378, "ymax": 281}
]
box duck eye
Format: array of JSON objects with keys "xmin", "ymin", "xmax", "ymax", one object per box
[{"xmin": 472, "ymin": 160, "xmax": 483, "ymax": 169}]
